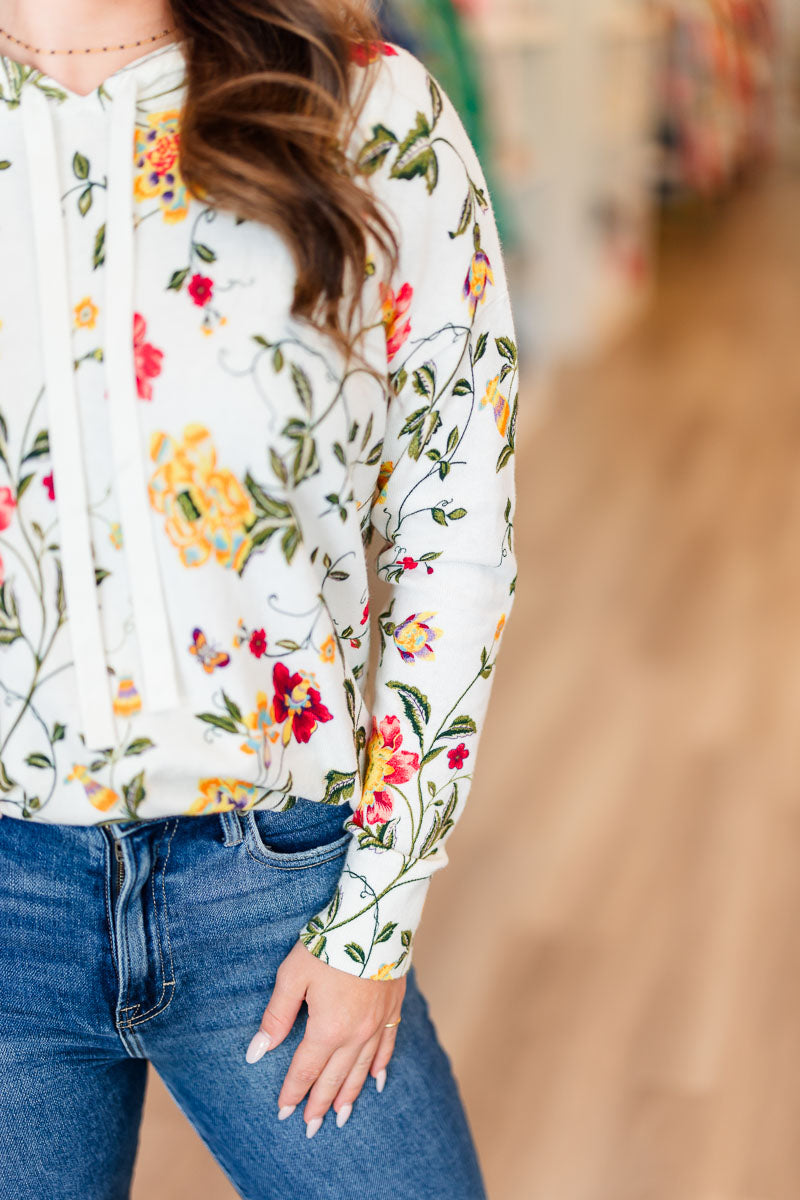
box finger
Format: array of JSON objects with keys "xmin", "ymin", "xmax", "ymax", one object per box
[
  {"xmin": 302, "ymin": 1039, "xmax": 376, "ymax": 1136},
  {"xmin": 369, "ymin": 1018, "xmax": 402, "ymax": 1092},
  {"xmin": 331, "ymin": 1031, "xmax": 384, "ymax": 1128},
  {"xmin": 277, "ymin": 1027, "xmax": 339, "ymax": 1117},
  {"xmin": 245, "ymin": 962, "xmax": 305, "ymax": 1064}
]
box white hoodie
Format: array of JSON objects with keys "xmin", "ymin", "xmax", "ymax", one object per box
[{"xmin": 0, "ymin": 36, "xmax": 518, "ymax": 978}]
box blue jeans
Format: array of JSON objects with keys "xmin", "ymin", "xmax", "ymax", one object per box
[{"xmin": 0, "ymin": 798, "xmax": 488, "ymax": 1200}]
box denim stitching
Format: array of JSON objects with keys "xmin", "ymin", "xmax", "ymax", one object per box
[
  {"xmin": 102, "ymin": 833, "xmax": 122, "ymax": 997},
  {"xmin": 120, "ymin": 819, "xmax": 178, "ymax": 1028},
  {"xmin": 244, "ymin": 829, "xmax": 351, "ymax": 872}
]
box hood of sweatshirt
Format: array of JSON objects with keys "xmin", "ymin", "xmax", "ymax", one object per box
[{"xmin": 5, "ymin": 41, "xmax": 188, "ymax": 747}]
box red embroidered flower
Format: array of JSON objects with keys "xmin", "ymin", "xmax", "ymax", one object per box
[
  {"xmin": 249, "ymin": 628, "xmax": 267, "ymax": 658},
  {"xmin": 349, "ymin": 40, "xmax": 398, "ymax": 67},
  {"xmin": 0, "ymin": 486, "xmax": 16, "ymax": 530},
  {"xmin": 447, "ymin": 742, "xmax": 470, "ymax": 770},
  {"xmin": 361, "ymin": 602, "xmax": 370, "ymax": 626},
  {"xmin": 272, "ymin": 661, "xmax": 333, "ymax": 745},
  {"xmin": 133, "ymin": 312, "xmax": 164, "ymax": 401},
  {"xmin": 353, "ymin": 714, "xmax": 420, "ymax": 828},
  {"xmin": 188, "ymin": 273, "xmax": 214, "ymax": 307},
  {"xmin": 379, "ymin": 281, "xmax": 413, "ymax": 361},
  {"xmin": 398, "ymin": 555, "xmax": 433, "ymax": 575},
  {"xmin": 42, "ymin": 471, "xmax": 55, "ymax": 501}
]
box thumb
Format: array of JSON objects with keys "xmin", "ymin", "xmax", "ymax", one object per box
[{"xmin": 245, "ymin": 961, "xmax": 306, "ymax": 1064}]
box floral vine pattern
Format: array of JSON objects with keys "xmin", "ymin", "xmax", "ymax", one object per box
[{"xmin": 0, "ymin": 39, "xmax": 518, "ymax": 981}]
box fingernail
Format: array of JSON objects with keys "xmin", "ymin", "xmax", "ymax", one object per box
[
  {"xmin": 375, "ymin": 1067, "xmax": 387, "ymax": 1093},
  {"xmin": 245, "ymin": 1030, "xmax": 272, "ymax": 1064},
  {"xmin": 306, "ymin": 1116, "xmax": 323, "ymax": 1139},
  {"xmin": 336, "ymin": 1103, "xmax": 352, "ymax": 1128},
  {"xmin": 277, "ymin": 1104, "xmax": 296, "ymax": 1121}
]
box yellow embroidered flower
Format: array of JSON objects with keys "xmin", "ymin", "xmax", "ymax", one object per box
[
  {"xmin": 109, "ymin": 521, "xmax": 123, "ymax": 549},
  {"xmin": 319, "ymin": 634, "xmax": 336, "ymax": 663},
  {"xmin": 66, "ymin": 764, "xmax": 120, "ymax": 812},
  {"xmin": 148, "ymin": 423, "xmax": 256, "ymax": 571},
  {"xmin": 187, "ymin": 778, "xmax": 259, "ymax": 815},
  {"xmin": 133, "ymin": 109, "xmax": 189, "ymax": 223},
  {"xmin": 74, "ymin": 295, "xmax": 99, "ymax": 330},
  {"xmin": 392, "ymin": 611, "xmax": 442, "ymax": 663},
  {"xmin": 112, "ymin": 676, "xmax": 142, "ymax": 717},
  {"xmin": 463, "ymin": 224, "xmax": 494, "ymax": 316},
  {"xmin": 494, "ymin": 613, "xmax": 506, "ymax": 640},
  {"xmin": 369, "ymin": 962, "xmax": 398, "ymax": 980},
  {"xmin": 375, "ymin": 460, "xmax": 394, "ymax": 505},
  {"xmin": 240, "ymin": 689, "xmax": 282, "ymax": 763},
  {"xmin": 353, "ymin": 715, "xmax": 419, "ymax": 828},
  {"xmin": 480, "ymin": 374, "xmax": 510, "ymax": 437}
]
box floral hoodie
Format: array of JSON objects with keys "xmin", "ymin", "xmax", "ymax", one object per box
[{"xmin": 0, "ymin": 36, "xmax": 519, "ymax": 980}]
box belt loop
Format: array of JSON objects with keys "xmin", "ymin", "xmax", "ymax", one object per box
[{"xmin": 219, "ymin": 808, "xmax": 244, "ymax": 847}]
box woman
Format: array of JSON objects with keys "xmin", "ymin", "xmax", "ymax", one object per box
[{"xmin": 0, "ymin": 0, "xmax": 518, "ymax": 1196}]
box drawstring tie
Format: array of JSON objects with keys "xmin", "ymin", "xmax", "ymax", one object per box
[{"xmin": 21, "ymin": 76, "xmax": 180, "ymax": 749}]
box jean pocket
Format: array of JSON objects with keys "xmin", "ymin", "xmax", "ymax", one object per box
[{"xmin": 242, "ymin": 799, "xmax": 353, "ymax": 870}]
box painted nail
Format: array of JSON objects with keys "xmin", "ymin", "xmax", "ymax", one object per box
[
  {"xmin": 245, "ymin": 1030, "xmax": 272, "ymax": 1064},
  {"xmin": 306, "ymin": 1116, "xmax": 323, "ymax": 1139},
  {"xmin": 375, "ymin": 1067, "xmax": 387, "ymax": 1093},
  {"xmin": 336, "ymin": 1103, "xmax": 353, "ymax": 1128},
  {"xmin": 277, "ymin": 1105, "xmax": 296, "ymax": 1121}
]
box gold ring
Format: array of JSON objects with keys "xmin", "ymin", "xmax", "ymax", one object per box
[{"xmin": 384, "ymin": 1018, "xmax": 402, "ymax": 1028}]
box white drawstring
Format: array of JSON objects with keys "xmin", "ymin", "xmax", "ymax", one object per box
[
  {"xmin": 22, "ymin": 86, "xmax": 117, "ymax": 748},
  {"xmin": 21, "ymin": 77, "xmax": 180, "ymax": 748},
  {"xmin": 105, "ymin": 74, "xmax": 180, "ymax": 719}
]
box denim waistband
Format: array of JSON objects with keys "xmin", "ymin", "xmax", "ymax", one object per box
[{"xmin": 103, "ymin": 808, "xmax": 245, "ymax": 841}]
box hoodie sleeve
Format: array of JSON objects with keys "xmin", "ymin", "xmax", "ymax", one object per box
[{"xmin": 297, "ymin": 42, "xmax": 520, "ymax": 980}]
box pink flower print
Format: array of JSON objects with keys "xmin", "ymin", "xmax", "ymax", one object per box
[
  {"xmin": 42, "ymin": 471, "xmax": 55, "ymax": 501},
  {"xmin": 353, "ymin": 714, "xmax": 420, "ymax": 828},
  {"xmin": 272, "ymin": 661, "xmax": 333, "ymax": 746},
  {"xmin": 188, "ymin": 273, "xmax": 214, "ymax": 307},
  {"xmin": 398, "ymin": 555, "xmax": 433, "ymax": 575},
  {"xmin": 350, "ymin": 40, "xmax": 398, "ymax": 67},
  {"xmin": 249, "ymin": 628, "xmax": 267, "ymax": 658},
  {"xmin": 379, "ymin": 281, "xmax": 413, "ymax": 361},
  {"xmin": 447, "ymin": 742, "xmax": 470, "ymax": 771},
  {"xmin": 133, "ymin": 312, "xmax": 164, "ymax": 401},
  {"xmin": 0, "ymin": 486, "xmax": 16, "ymax": 530}
]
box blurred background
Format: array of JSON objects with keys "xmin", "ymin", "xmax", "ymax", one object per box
[{"xmin": 134, "ymin": 2, "xmax": 800, "ymax": 1196}]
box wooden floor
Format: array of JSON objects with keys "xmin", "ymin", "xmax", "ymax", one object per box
[{"xmin": 132, "ymin": 164, "xmax": 800, "ymax": 1200}]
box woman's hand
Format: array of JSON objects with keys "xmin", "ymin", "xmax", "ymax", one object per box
[{"xmin": 245, "ymin": 940, "xmax": 407, "ymax": 1136}]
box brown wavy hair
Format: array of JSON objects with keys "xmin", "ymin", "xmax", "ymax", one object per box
[{"xmin": 169, "ymin": 0, "xmax": 399, "ymax": 365}]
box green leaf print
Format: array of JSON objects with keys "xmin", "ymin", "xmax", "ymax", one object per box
[
  {"xmin": 390, "ymin": 111, "xmax": 438, "ymax": 193},
  {"xmin": 290, "ymin": 363, "xmax": 313, "ymax": 415},
  {"xmin": 92, "ymin": 223, "xmax": 105, "ymax": 270},
  {"xmin": 438, "ymin": 714, "xmax": 477, "ymax": 740},
  {"xmin": 386, "ymin": 680, "xmax": 430, "ymax": 741},
  {"xmin": 322, "ymin": 769, "xmax": 357, "ymax": 805},
  {"xmin": 356, "ymin": 123, "xmax": 398, "ymax": 174},
  {"xmin": 428, "ymin": 77, "xmax": 443, "ymax": 127}
]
